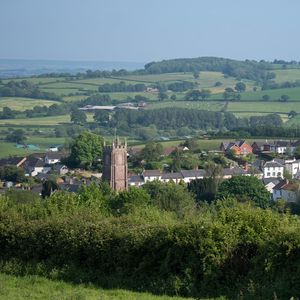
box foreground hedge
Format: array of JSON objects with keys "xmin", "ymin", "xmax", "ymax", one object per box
[{"xmin": 0, "ymin": 200, "xmax": 299, "ymax": 298}]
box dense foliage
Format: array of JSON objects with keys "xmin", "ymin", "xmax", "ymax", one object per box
[
  {"xmin": 0, "ymin": 80, "xmax": 61, "ymax": 100},
  {"xmin": 98, "ymin": 82, "xmax": 146, "ymax": 93},
  {"xmin": 66, "ymin": 132, "xmax": 104, "ymax": 169},
  {"xmin": 0, "ymin": 185, "xmax": 300, "ymax": 299},
  {"xmin": 144, "ymin": 57, "xmax": 276, "ymax": 82},
  {"xmin": 110, "ymin": 108, "xmax": 282, "ymax": 131}
]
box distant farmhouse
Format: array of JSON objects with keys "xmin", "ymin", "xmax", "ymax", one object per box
[{"xmin": 220, "ymin": 140, "xmax": 253, "ymax": 156}]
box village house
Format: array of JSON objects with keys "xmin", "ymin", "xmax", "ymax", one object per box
[
  {"xmin": 24, "ymin": 156, "xmax": 51, "ymax": 177},
  {"xmin": 45, "ymin": 152, "xmax": 64, "ymax": 165},
  {"xmin": 129, "ymin": 166, "xmax": 255, "ymax": 186},
  {"xmin": 220, "ymin": 140, "xmax": 252, "ymax": 156},
  {"xmin": 273, "ymin": 179, "xmax": 299, "ymax": 202},
  {"xmin": 0, "ymin": 156, "xmax": 27, "ymax": 168},
  {"xmin": 262, "ymin": 178, "xmax": 281, "ymax": 194},
  {"xmin": 263, "ymin": 160, "xmax": 284, "ymax": 179},
  {"xmin": 252, "ymin": 140, "xmax": 300, "ymax": 155},
  {"xmin": 142, "ymin": 170, "xmax": 163, "ymax": 182}
]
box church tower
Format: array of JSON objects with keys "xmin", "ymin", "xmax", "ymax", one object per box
[{"xmin": 102, "ymin": 138, "xmax": 128, "ymax": 191}]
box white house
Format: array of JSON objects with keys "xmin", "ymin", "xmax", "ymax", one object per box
[
  {"xmin": 180, "ymin": 170, "xmax": 205, "ymax": 183},
  {"xmin": 25, "ymin": 158, "xmax": 51, "ymax": 177},
  {"xmin": 263, "ymin": 160, "xmax": 284, "ymax": 178},
  {"xmin": 284, "ymin": 158, "xmax": 300, "ymax": 178},
  {"xmin": 45, "ymin": 152, "xmax": 64, "ymax": 165},
  {"xmin": 142, "ymin": 170, "xmax": 163, "ymax": 182}
]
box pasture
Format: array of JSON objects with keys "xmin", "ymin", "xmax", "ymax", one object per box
[
  {"xmin": 238, "ymin": 87, "xmax": 300, "ymax": 101},
  {"xmin": 147, "ymin": 100, "xmax": 224, "ymax": 111},
  {"xmin": 0, "ymin": 97, "xmax": 59, "ymax": 111},
  {"xmin": 0, "ymin": 113, "xmax": 94, "ymax": 126},
  {"xmin": 273, "ymin": 69, "xmax": 300, "ymax": 83}
]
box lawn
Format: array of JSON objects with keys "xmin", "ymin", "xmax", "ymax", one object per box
[
  {"xmin": 0, "ymin": 273, "xmax": 207, "ymax": 300},
  {"xmin": 0, "ymin": 97, "xmax": 59, "ymax": 111}
]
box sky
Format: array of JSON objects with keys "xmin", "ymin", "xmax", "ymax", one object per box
[{"xmin": 0, "ymin": 0, "xmax": 299, "ymax": 63}]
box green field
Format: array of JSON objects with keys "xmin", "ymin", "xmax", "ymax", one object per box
[
  {"xmin": 0, "ymin": 115, "xmax": 71, "ymax": 126},
  {"xmin": 0, "ymin": 113, "xmax": 94, "ymax": 126},
  {"xmin": 0, "ymin": 97, "xmax": 59, "ymax": 111},
  {"xmin": 147, "ymin": 100, "xmax": 224, "ymax": 111},
  {"xmin": 273, "ymin": 69, "xmax": 300, "ymax": 83},
  {"xmin": 0, "ymin": 273, "xmax": 205, "ymax": 300},
  {"xmin": 237, "ymin": 87, "xmax": 300, "ymax": 101}
]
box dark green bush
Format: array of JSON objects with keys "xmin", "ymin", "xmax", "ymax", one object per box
[{"xmin": 0, "ymin": 194, "xmax": 300, "ymax": 299}]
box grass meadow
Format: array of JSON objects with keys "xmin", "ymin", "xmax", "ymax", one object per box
[
  {"xmin": 0, "ymin": 97, "xmax": 59, "ymax": 111},
  {"xmin": 0, "ymin": 273, "xmax": 207, "ymax": 300},
  {"xmin": 273, "ymin": 69, "xmax": 300, "ymax": 83}
]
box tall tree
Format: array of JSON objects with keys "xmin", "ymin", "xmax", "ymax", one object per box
[
  {"xmin": 216, "ymin": 175, "xmax": 271, "ymax": 208},
  {"xmin": 235, "ymin": 82, "xmax": 246, "ymax": 92},
  {"xmin": 70, "ymin": 109, "xmax": 87, "ymax": 125},
  {"xmin": 68, "ymin": 132, "xmax": 104, "ymax": 169}
]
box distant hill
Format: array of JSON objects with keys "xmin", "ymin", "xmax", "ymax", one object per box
[
  {"xmin": 143, "ymin": 56, "xmax": 300, "ymax": 81},
  {"xmin": 0, "ymin": 59, "xmax": 145, "ymax": 78}
]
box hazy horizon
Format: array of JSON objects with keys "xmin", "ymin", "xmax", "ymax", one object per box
[{"xmin": 1, "ymin": 0, "xmax": 299, "ymax": 63}]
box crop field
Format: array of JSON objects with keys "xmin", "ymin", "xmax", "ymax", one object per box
[
  {"xmin": 0, "ymin": 97, "xmax": 59, "ymax": 111},
  {"xmin": 147, "ymin": 100, "xmax": 224, "ymax": 111},
  {"xmin": 0, "ymin": 273, "xmax": 202, "ymax": 300}
]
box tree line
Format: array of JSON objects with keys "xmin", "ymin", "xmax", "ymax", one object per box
[
  {"xmin": 0, "ymin": 80, "xmax": 62, "ymax": 101},
  {"xmin": 109, "ymin": 108, "xmax": 282, "ymax": 131}
]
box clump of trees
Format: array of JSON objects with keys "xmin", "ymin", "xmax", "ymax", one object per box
[
  {"xmin": 0, "ymin": 80, "xmax": 61, "ymax": 100},
  {"xmin": 98, "ymin": 82, "xmax": 146, "ymax": 93},
  {"xmin": 66, "ymin": 131, "xmax": 103, "ymax": 169}
]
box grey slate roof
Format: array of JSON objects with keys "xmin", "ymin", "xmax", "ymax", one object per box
[
  {"xmin": 161, "ymin": 172, "xmax": 183, "ymax": 180},
  {"xmin": 143, "ymin": 170, "xmax": 162, "ymax": 177},
  {"xmin": 264, "ymin": 160, "xmax": 284, "ymax": 168},
  {"xmin": 180, "ymin": 169, "xmax": 205, "ymax": 178},
  {"xmin": 263, "ymin": 178, "xmax": 280, "ymax": 186}
]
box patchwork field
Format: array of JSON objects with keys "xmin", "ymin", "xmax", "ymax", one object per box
[{"xmin": 0, "ymin": 97, "xmax": 59, "ymax": 111}]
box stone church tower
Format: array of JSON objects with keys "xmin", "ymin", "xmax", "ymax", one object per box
[{"xmin": 102, "ymin": 138, "xmax": 128, "ymax": 191}]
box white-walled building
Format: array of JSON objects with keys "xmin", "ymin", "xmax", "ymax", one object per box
[{"xmin": 263, "ymin": 160, "xmax": 284, "ymax": 179}]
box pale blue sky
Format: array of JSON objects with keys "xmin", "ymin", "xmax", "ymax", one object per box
[{"xmin": 0, "ymin": 0, "xmax": 299, "ymax": 63}]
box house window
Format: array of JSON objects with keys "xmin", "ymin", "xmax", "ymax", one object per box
[
  {"xmin": 277, "ymin": 172, "xmax": 281, "ymax": 177},
  {"xmin": 272, "ymin": 172, "xmax": 275, "ymax": 176},
  {"xmin": 267, "ymin": 172, "xmax": 270, "ymax": 176}
]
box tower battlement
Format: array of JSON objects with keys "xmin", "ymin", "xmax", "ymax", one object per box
[{"xmin": 102, "ymin": 138, "xmax": 128, "ymax": 191}]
